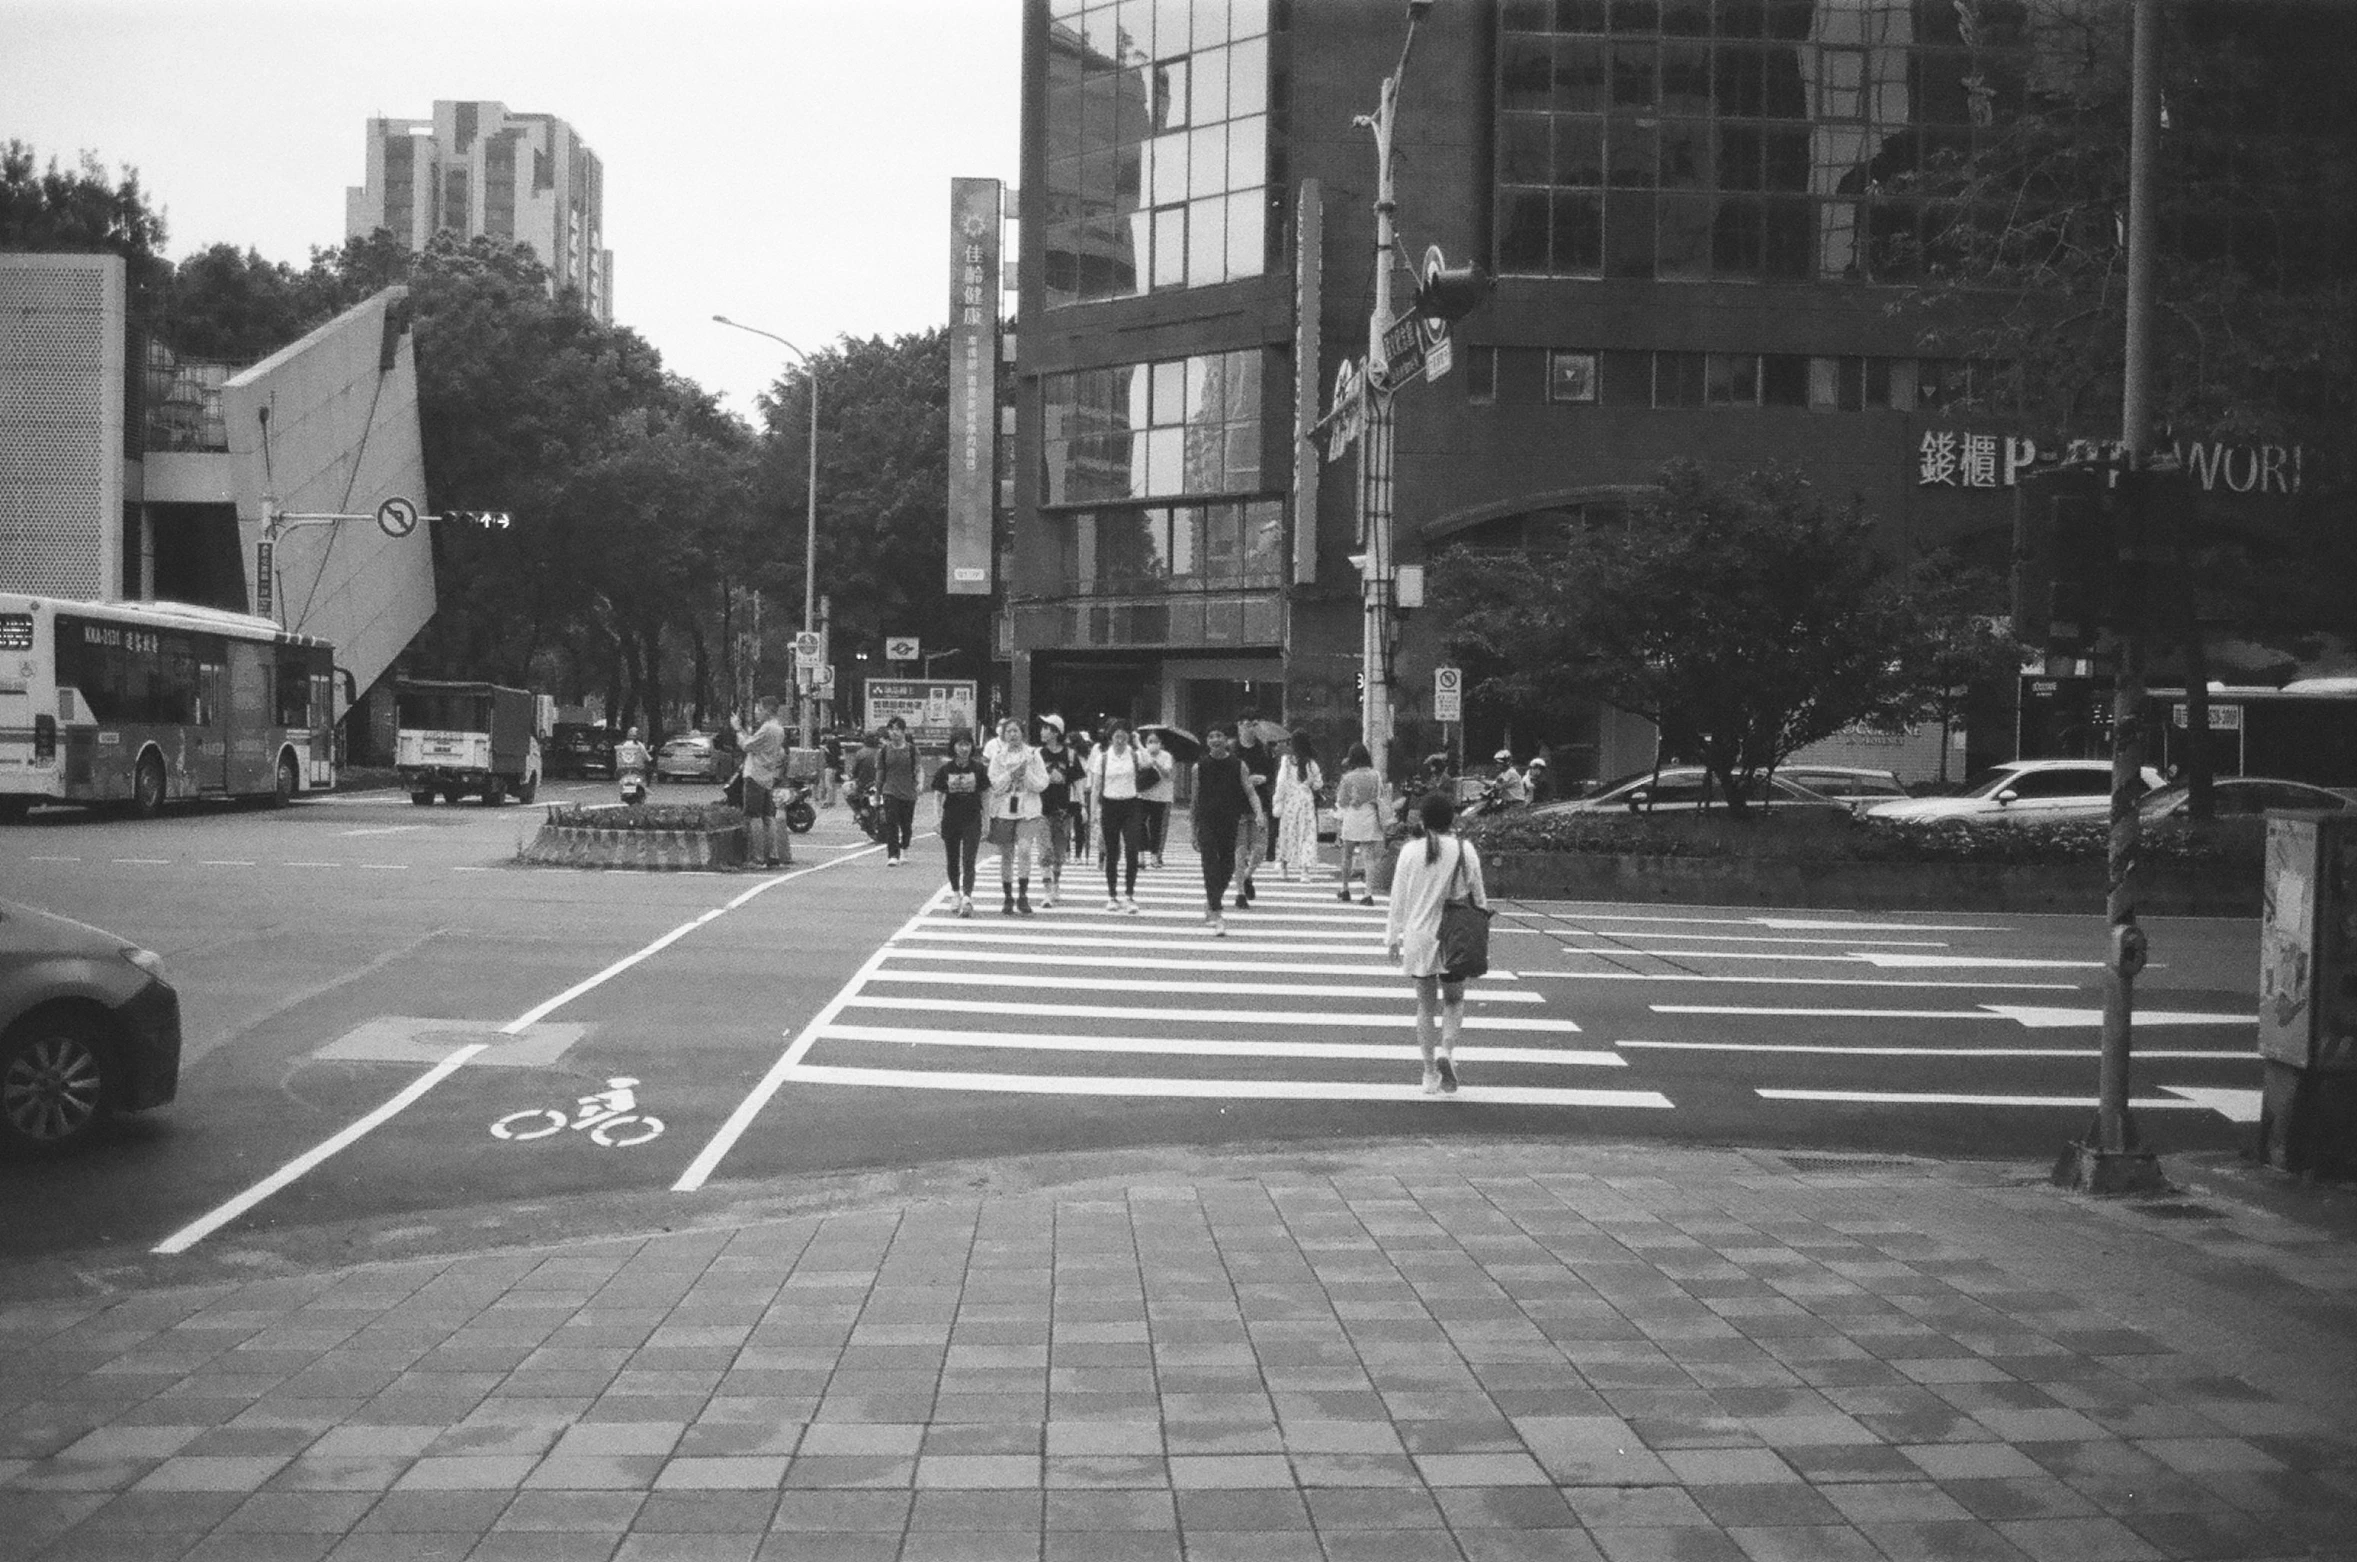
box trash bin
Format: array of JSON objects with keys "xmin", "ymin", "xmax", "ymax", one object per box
[{"xmin": 2257, "ymin": 811, "xmax": 2357, "ymax": 1175}]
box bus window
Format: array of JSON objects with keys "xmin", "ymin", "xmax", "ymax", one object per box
[{"xmin": 276, "ymin": 657, "xmax": 311, "ymax": 727}]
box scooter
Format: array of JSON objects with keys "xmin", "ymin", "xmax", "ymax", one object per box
[
  {"xmin": 847, "ymin": 785, "xmax": 892, "ymax": 844},
  {"xmin": 1456, "ymin": 778, "xmax": 1513, "ymax": 825},
  {"xmin": 779, "ymin": 779, "xmax": 818, "ymax": 835},
  {"xmin": 618, "ymin": 760, "xmax": 650, "ymax": 806}
]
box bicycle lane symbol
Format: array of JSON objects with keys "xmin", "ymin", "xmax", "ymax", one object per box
[{"xmin": 491, "ymin": 1076, "xmax": 665, "ymax": 1148}]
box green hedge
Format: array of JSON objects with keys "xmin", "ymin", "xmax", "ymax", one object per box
[
  {"xmin": 1464, "ymin": 808, "xmax": 2260, "ymax": 866},
  {"xmin": 544, "ymin": 802, "xmax": 744, "ymax": 832}
]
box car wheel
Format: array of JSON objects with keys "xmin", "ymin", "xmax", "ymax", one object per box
[
  {"xmin": 443, "ymin": 788, "xmax": 466, "ymax": 806},
  {"xmin": 0, "ymin": 1009, "xmax": 111, "ymax": 1155},
  {"xmin": 131, "ymin": 752, "xmax": 167, "ymax": 819},
  {"xmin": 273, "ymin": 752, "xmax": 300, "ymax": 806}
]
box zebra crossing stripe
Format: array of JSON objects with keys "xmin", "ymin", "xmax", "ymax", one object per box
[
  {"xmin": 1528, "ymin": 971, "xmax": 2075, "ymax": 991},
  {"xmin": 883, "ymin": 949, "xmax": 1466, "ymax": 978},
  {"xmin": 842, "ymin": 995, "xmax": 1582, "ymax": 1032},
  {"xmin": 780, "ymin": 1062, "xmax": 1673, "ymax": 1108},
  {"xmin": 819, "ymin": 1023, "xmax": 1624, "ymax": 1067},
  {"xmin": 921, "ymin": 912, "xmax": 1386, "ymax": 934},
  {"xmin": 897, "ymin": 929, "xmax": 1392, "ymax": 956},
  {"xmin": 865, "ymin": 970, "xmax": 1542, "ymax": 1002}
]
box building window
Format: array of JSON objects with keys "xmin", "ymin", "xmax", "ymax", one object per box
[
  {"xmin": 1547, "ymin": 350, "xmax": 1599, "ymax": 402},
  {"xmin": 1053, "ymin": 500, "xmax": 1287, "ymax": 594},
  {"xmin": 1464, "ymin": 345, "xmax": 1497, "ymax": 403},
  {"xmin": 1492, "ymin": 0, "xmax": 2024, "ymax": 283},
  {"xmin": 1041, "ymin": 0, "xmax": 1273, "ymax": 307},
  {"xmin": 1041, "ymin": 349, "xmax": 1266, "ymax": 506}
]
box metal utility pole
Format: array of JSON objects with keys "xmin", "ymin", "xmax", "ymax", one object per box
[
  {"xmin": 712, "ymin": 314, "xmax": 821, "ymax": 746},
  {"xmin": 2059, "ymin": 0, "xmax": 2166, "ymax": 1194}
]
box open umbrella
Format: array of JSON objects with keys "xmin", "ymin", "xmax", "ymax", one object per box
[
  {"xmin": 1139, "ymin": 724, "xmax": 1201, "ymax": 763},
  {"xmin": 1239, "ymin": 718, "xmax": 1292, "ymax": 747}
]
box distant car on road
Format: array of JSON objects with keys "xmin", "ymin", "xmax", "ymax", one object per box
[
  {"xmin": 548, "ymin": 723, "xmax": 616, "ymax": 779},
  {"xmin": 1779, "ymin": 766, "xmax": 1910, "ymax": 813},
  {"xmin": 1, "ymin": 898, "xmax": 180, "ymax": 1155},
  {"xmin": 1535, "ymin": 765, "xmax": 1854, "ymax": 816},
  {"xmin": 654, "ymin": 733, "xmax": 723, "ymax": 783},
  {"xmin": 1864, "ymin": 758, "xmax": 2164, "ymax": 825},
  {"xmin": 2138, "ymin": 776, "xmax": 2357, "ymax": 822}
]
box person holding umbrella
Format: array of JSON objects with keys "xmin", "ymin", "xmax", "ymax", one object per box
[
  {"xmin": 1190, "ymin": 724, "xmax": 1263, "ymax": 937},
  {"xmin": 1137, "ymin": 726, "xmax": 1188, "ymax": 868}
]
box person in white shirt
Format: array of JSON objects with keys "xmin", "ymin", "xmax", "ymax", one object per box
[
  {"xmin": 1088, "ymin": 720, "xmax": 1150, "ymax": 912},
  {"xmin": 1493, "ymin": 750, "xmax": 1529, "ymax": 806},
  {"xmin": 737, "ymin": 698, "xmax": 788, "ymax": 868},
  {"xmin": 1137, "ymin": 731, "xmax": 1178, "ymax": 868},
  {"xmin": 985, "ymin": 716, "xmax": 1050, "ymax": 915},
  {"xmin": 1384, "ymin": 793, "xmax": 1489, "ymax": 1095}
]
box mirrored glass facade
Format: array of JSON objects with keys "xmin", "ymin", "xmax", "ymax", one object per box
[
  {"xmin": 1493, "ymin": 0, "xmax": 2030, "ymax": 282},
  {"xmin": 1040, "ymin": 349, "xmax": 1265, "ymax": 506},
  {"xmin": 1041, "ymin": 0, "xmax": 1274, "ymax": 306}
]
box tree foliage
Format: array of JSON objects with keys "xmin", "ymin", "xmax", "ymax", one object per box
[
  {"xmin": 0, "ymin": 141, "xmax": 169, "ymax": 295},
  {"xmin": 1436, "ymin": 462, "xmax": 2010, "ymax": 813}
]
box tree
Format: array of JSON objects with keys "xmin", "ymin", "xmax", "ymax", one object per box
[
  {"xmin": 0, "ymin": 141, "xmax": 169, "ymax": 297},
  {"xmin": 1435, "ymin": 462, "xmax": 1994, "ymax": 814}
]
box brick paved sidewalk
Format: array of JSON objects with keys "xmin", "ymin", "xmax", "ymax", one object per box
[{"xmin": 4, "ymin": 1143, "xmax": 2356, "ymax": 1562}]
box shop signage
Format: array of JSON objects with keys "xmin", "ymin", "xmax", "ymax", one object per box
[
  {"xmin": 2172, "ymin": 703, "xmax": 2243, "ymax": 731},
  {"xmin": 864, "ymin": 679, "xmax": 979, "ymax": 746},
  {"xmin": 945, "ymin": 178, "xmax": 1000, "ymax": 597},
  {"xmin": 1918, "ymin": 431, "xmax": 2305, "ymax": 494}
]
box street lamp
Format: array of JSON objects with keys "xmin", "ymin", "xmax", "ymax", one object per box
[{"xmin": 713, "ymin": 314, "xmax": 822, "ymax": 746}]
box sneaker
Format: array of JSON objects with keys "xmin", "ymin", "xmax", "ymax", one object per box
[
  {"xmin": 1043, "ymin": 883, "xmax": 1059, "ymax": 909},
  {"xmin": 1421, "ymin": 1067, "xmax": 1443, "ymax": 1095},
  {"xmin": 1210, "ymin": 916, "xmax": 1227, "ymax": 937},
  {"xmin": 1123, "ymin": 897, "xmax": 1141, "ymax": 914},
  {"xmin": 1437, "ymin": 1056, "xmax": 1459, "ymax": 1094},
  {"xmin": 1233, "ymin": 894, "xmax": 1249, "ymax": 910},
  {"xmin": 958, "ymin": 896, "xmax": 974, "ymax": 918},
  {"xmin": 1356, "ymin": 895, "xmax": 1376, "ymax": 906},
  {"xmin": 1337, "ymin": 888, "xmax": 1354, "ymax": 902},
  {"xmin": 1105, "ymin": 897, "xmax": 1121, "ymax": 912}
]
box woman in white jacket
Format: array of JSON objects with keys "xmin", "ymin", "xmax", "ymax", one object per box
[
  {"xmin": 1384, "ymin": 794, "xmax": 1488, "ymax": 1095},
  {"xmin": 986, "ymin": 717, "xmax": 1050, "ymax": 915}
]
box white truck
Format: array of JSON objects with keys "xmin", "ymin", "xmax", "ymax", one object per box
[{"xmin": 395, "ymin": 680, "xmax": 552, "ymax": 805}]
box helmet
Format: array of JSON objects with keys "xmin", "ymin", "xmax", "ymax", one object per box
[
  {"xmin": 1528, "ymin": 756, "xmax": 1547, "ymax": 767},
  {"xmin": 1494, "ymin": 749, "xmax": 1514, "ymax": 761}
]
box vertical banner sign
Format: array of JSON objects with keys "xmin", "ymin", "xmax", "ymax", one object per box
[
  {"xmin": 946, "ymin": 178, "xmax": 1001, "ymax": 596},
  {"xmin": 254, "ymin": 540, "xmax": 274, "ymax": 618},
  {"xmin": 1291, "ymin": 180, "xmax": 1323, "ymax": 586}
]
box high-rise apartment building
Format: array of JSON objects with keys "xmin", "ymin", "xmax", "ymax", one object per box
[{"xmin": 346, "ymin": 101, "xmax": 613, "ymax": 323}]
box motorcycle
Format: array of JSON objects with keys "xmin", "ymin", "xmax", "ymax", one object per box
[
  {"xmin": 846, "ymin": 785, "xmax": 892, "ymax": 845},
  {"xmin": 1456, "ymin": 778, "xmax": 1514, "ymax": 825},
  {"xmin": 779, "ymin": 779, "xmax": 818, "ymax": 835},
  {"xmin": 617, "ymin": 753, "xmax": 650, "ymax": 806}
]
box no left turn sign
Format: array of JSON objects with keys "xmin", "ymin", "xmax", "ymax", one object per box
[{"xmin": 376, "ymin": 496, "xmax": 420, "ymax": 538}]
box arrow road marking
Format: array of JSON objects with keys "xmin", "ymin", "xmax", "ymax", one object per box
[
  {"xmin": 2160, "ymin": 1085, "xmax": 2265, "ymax": 1122},
  {"xmin": 1980, "ymin": 1004, "xmax": 2254, "ymax": 1029},
  {"xmin": 1653, "ymin": 1003, "xmax": 2252, "ymax": 1027},
  {"xmin": 1759, "ymin": 1088, "xmax": 2212, "ymax": 1111},
  {"xmin": 1620, "ymin": 1039, "xmax": 2244, "ymax": 1059}
]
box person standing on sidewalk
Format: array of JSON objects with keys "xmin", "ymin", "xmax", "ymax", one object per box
[
  {"xmin": 1385, "ymin": 793, "xmax": 1488, "ymax": 1095},
  {"xmin": 1190, "ymin": 724, "xmax": 1263, "ymax": 937},
  {"xmin": 929, "ymin": 727, "xmax": 988, "ymax": 916},
  {"xmin": 876, "ymin": 717, "xmax": 921, "ymax": 867},
  {"xmin": 737, "ymin": 698, "xmax": 787, "ymax": 868},
  {"xmin": 1232, "ymin": 718, "xmax": 1278, "ymax": 906},
  {"xmin": 1334, "ymin": 743, "xmax": 1384, "ymax": 904},
  {"xmin": 1272, "ymin": 734, "xmax": 1324, "ymax": 882},
  {"xmin": 1089, "ymin": 720, "xmax": 1148, "ymax": 913},
  {"xmin": 1035, "ymin": 716, "xmax": 1087, "ymax": 909},
  {"xmin": 986, "ymin": 716, "xmax": 1050, "ymax": 915},
  {"xmin": 1138, "ymin": 730, "xmax": 1177, "ymax": 869}
]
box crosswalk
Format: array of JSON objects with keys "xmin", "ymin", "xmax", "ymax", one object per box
[{"xmin": 772, "ymin": 862, "xmax": 1677, "ymax": 1109}]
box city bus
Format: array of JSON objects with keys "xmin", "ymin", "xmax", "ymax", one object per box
[{"xmin": 0, "ymin": 594, "xmax": 338, "ymax": 820}]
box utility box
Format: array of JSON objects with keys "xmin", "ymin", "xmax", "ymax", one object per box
[{"xmin": 2257, "ymin": 812, "xmax": 2357, "ymax": 1175}]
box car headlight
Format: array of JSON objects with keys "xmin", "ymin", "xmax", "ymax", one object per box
[{"xmin": 121, "ymin": 946, "xmax": 167, "ymax": 979}]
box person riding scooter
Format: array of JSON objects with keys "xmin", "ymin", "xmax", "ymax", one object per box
[{"xmin": 615, "ymin": 726, "xmax": 652, "ymax": 805}]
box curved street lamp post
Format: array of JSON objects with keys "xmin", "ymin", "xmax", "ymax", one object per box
[{"xmin": 713, "ymin": 314, "xmax": 822, "ymax": 746}]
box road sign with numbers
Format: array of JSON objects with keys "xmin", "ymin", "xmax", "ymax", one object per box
[{"xmin": 1434, "ymin": 666, "xmax": 1462, "ymax": 723}]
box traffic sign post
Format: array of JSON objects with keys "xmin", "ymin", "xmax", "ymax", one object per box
[
  {"xmin": 885, "ymin": 636, "xmax": 920, "ymax": 663},
  {"xmin": 1433, "ymin": 666, "xmax": 1462, "ymax": 724}
]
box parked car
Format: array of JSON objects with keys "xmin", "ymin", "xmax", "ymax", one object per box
[
  {"xmin": 1, "ymin": 899, "xmax": 181, "ymax": 1154},
  {"xmin": 654, "ymin": 732, "xmax": 722, "ymax": 783},
  {"xmin": 1864, "ymin": 758, "xmax": 2164, "ymax": 825},
  {"xmin": 548, "ymin": 722, "xmax": 616, "ymax": 779},
  {"xmin": 2138, "ymin": 776, "xmax": 2357, "ymax": 822},
  {"xmin": 1778, "ymin": 766, "xmax": 1910, "ymax": 813},
  {"xmin": 1534, "ymin": 765, "xmax": 1854, "ymax": 816}
]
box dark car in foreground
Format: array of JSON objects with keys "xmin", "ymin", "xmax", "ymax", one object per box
[
  {"xmin": 1, "ymin": 899, "xmax": 180, "ymax": 1154},
  {"xmin": 548, "ymin": 722, "xmax": 617, "ymax": 779}
]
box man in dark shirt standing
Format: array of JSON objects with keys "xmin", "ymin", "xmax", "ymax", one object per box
[
  {"xmin": 1190, "ymin": 725, "xmax": 1265, "ymax": 938},
  {"xmin": 1232, "ymin": 717, "xmax": 1279, "ymax": 908}
]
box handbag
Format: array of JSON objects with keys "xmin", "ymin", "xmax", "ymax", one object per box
[
  {"xmin": 722, "ymin": 773, "xmax": 746, "ymax": 809},
  {"xmin": 1134, "ymin": 758, "xmax": 1163, "ymax": 791},
  {"xmin": 987, "ymin": 815, "xmax": 1019, "ymax": 847},
  {"xmin": 1436, "ymin": 841, "xmax": 1491, "ymax": 981}
]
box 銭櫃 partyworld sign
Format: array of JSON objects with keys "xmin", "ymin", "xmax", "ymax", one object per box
[{"xmin": 1918, "ymin": 431, "xmax": 2305, "ymax": 495}]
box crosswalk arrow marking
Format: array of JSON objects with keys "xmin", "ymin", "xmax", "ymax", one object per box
[{"xmin": 1980, "ymin": 1004, "xmax": 2255, "ymax": 1029}]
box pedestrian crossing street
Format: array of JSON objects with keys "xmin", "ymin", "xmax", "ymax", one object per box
[{"xmin": 761, "ymin": 859, "xmax": 2263, "ymax": 1126}]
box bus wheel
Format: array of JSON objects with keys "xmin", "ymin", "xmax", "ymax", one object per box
[
  {"xmin": 131, "ymin": 754, "xmax": 166, "ymax": 819},
  {"xmin": 442, "ymin": 788, "xmax": 465, "ymax": 806},
  {"xmin": 273, "ymin": 753, "xmax": 299, "ymax": 806},
  {"xmin": 482, "ymin": 784, "xmax": 505, "ymax": 806},
  {"xmin": 410, "ymin": 791, "xmax": 434, "ymax": 806}
]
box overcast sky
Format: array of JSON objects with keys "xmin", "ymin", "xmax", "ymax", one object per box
[{"xmin": 2, "ymin": 0, "xmax": 1021, "ymax": 419}]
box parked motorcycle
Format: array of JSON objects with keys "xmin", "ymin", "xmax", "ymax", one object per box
[
  {"xmin": 846, "ymin": 785, "xmax": 892, "ymax": 845},
  {"xmin": 779, "ymin": 779, "xmax": 818, "ymax": 835}
]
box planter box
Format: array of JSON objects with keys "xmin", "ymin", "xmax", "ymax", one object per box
[
  {"xmin": 520, "ymin": 808, "xmax": 751, "ymax": 871},
  {"xmin": 1480, "ymin": 849, "xmax": 2260, "ymax": 916}
]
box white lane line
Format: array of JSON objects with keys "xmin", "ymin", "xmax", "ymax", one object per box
[
  {"xmin": 199, "ymin": 860, "xmax": 255, "ymax": 867},
  {"xmin": 888, "ymin": 946, "xmax": 1431, "ymax": 973},
  {"xmin": 820, "ymin": 1023, "xmax": 1626, "ymax": 1067},
  {"xmin": 450, "ymin": 866, "xmax": 490, "ymax": 872},
  {"xmin": 158, "ymin": 846, "xmax": 888, "ymax": 1249},
  {"xmin": 339, "ymin": 825, "xmax": 424, "ymax": 836},
  {"xmin": 283, "ymin": 860, "xmax": 344, "ymax": 868},
  {"xmin": 781, "ymin": 1063, "xmax": 1675, "ymax": 1109},
  {"xmin": 152, "ymin": 1042, "xmax": 490, "ymax": 1255},
  {"xmin": 899, "ymin": 928, "xmax": 1387, "ymax": 953},
  {"xmin": 356, "ymin": 863, "xmax": 409, "ymax": 871},
  {"xmin": 1981, "ymin": 1004, "xmax": 2254, "ymax": 1029},
  {"xmin": 1751, "ymin": 917, "xmax": 2003, "ymax": 932},
  {"xmin": 113, "ymin": 857, "xmax": 170, "ymax": 865},
  {"xmin": 1654, "ymin": 1002, "xmax": 2251, "ymax": 1027},
  {"xmin": 672, "ymin": 885, "xmax": 948, "ymax": 1193},
  {"xmin": 1758, "ymin": 1087, "xmax": 2209, "ymax": 1111},
  {"xmin": 1531, "ymin": 972, "xmax": 2077, "ymax": 990},
  {"xmin": 1856, "ymin": 952, "xmax": 2109, "ymax": 970},
  {"xmin": 1619, "ymin": 1039, "xmax": 2248, "ymax": 1059},
  {"xmin": 846, "ymin": 995, "xmax": 1582, "ymax": 1032},
  {"xmin": 28, "ymin": 854, "xmax": 81, "ymax": 862},
  {"xmin": 504, "ymin": 846, "xmax": 884, "ymax": 1033},
  {"xmin": 1560, "ymin": 930, "xmax": 1949, "ymax": 948},
  {"xmin": 866, "ymin": 969, "xmax": 1542, "ymax": 1003}
]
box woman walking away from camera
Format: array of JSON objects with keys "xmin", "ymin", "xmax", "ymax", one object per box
[
  {"xmin": 987, "ymin": 717, "xmax": 1050, "ymax": 915},
  {"xmin": 877, "ymin": 717, "xmax": 922, "ymax": 866},
  {"xmin": 1272, "ymin": 734, "xmax": 1324, "ymax": 881},
  {"xmin": 930, "ymin": 728, "xmax": 989, "ymax": 916},
  {"xmin": 1090, "ymin": 720, "xmax": 1149, "ymax": 912},
  {"xmin": 1334, "ymin": 743, "xmax": 1384, "ymax": 904},
  {"xmin": 1138, "ymin": 730, "xmax": 1177, "ymax": 869},
  {"xmin": 1385, "ymin": 793, "xmax": 1489, "ymax": 1095},
  {"xmin": 1190, "ymin": 724, "xmax": 1264, "ymax": 937}
]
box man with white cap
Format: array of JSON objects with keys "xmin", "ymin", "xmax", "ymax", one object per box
[{"xmin": 1494, "ymin": 750, "xmax": 1529, "ymax": 806}]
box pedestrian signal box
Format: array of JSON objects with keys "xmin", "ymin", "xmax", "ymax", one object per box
[{"xmin": 2258, "ymin": 811, "xmax": 2357, "ymax": 1176}]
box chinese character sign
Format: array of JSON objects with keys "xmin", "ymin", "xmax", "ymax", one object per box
[{"xmin": 946, "ymin": 179, "xmax": 1000, "ymax": 596}]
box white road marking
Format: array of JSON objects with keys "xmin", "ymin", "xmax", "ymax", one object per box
[
  {"xmin": 1981, "ymin": 1004, "xmax": 2254, "ymax": 1029},
  {"xmin": 1619, "ymin": 1039, "xmax": 2247, "ymax": 1059},
  {"xmin": 450, "ymin": 866, "xmax": 490, "ymax": 872},
  {"xmin": 152, "ymin": 1042, "xmax": 490, "ymax": 1255},
  {"xmin": 1551, "ymin": 946, "xmax": 1953, "ymax": 965},
  {"xmin": 1856, "ymin": 952, "xmax": 2110, "ymax": 970},
  {"xmin": 339, "ymin": 824, "xmax": 425, "ymax": 836},
  {"xmin": 198, "ymin": 860, "xmax": 255, "ymax": 867},
  {"xmin": 820, "ymin": 1023, "xmax": 1625, "ymax": 1067},
  {"xmin": 2160, "ymin": 1085, "xmax": 2265, "ymax": 1122},
  {"xmin": 884, "ymin": 948, "xmax": 1452, "ymax": 977},
  {"xmin": 925, "ymin": 911, "xmax": 1387, "ymax": 934},
  {"xmin": 1656, "ymin": 1005, "xmax": 2006, "ymax": 1020},
  {"xmin": 112, "ymin": 857, "xmax": 169, "ymax": 865},
  {"xmin": 898, "ymin": 928, "xmax": 1388, "ymax": 954},
  {"xmin": 282, "ymin": 860, "xmax": 344, "ymax": 868},
  {"xmin": 1531, "ymin": 972, "xmax": 2077, "ymax": 990},
  {"xmin": 1751, "ymin": 917, "xmax": 2003, "ymax": 932},
  {"xmin": 1758, "ymin": 1087, "xmax": 2210, "ymax": 1111},
  {"xmin": 1655, "ymin": 1003, "xmax": 2248, "ymax": 1026},
  {"xmin": 673, "ymin": 886, "xmax": 949, "ymax": 1193},
  {"xmin": 28, "ymin": 854, "xmax": 80, "ymax": 862},
  {"xmin": 1560, "ymin": 929, "xmax": 1949, "ymax": 948},
  {"xmin": 781, "ymin": 1063, "xmax": 1674, "ymax": 1109},
  {"xmin": 845, "ymin": 995, "xmax": 1581, "ymax": 1032},
  {"xmin": 865, "ymin": 969, "xmax": 1541, "ymax": 1002},
  {"xmin": 356, "ymin": 863, "xmax": 408, "ymax": 870}
]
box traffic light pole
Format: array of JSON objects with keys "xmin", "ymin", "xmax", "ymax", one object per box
[{"xmin": 1356, "ymin": 34, "xmax": 1412, "ymax": 788}]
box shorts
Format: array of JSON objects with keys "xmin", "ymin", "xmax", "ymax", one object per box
[{"xmin": 740, "ymin": 778, "xmax": 775, "ymax": 819}]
